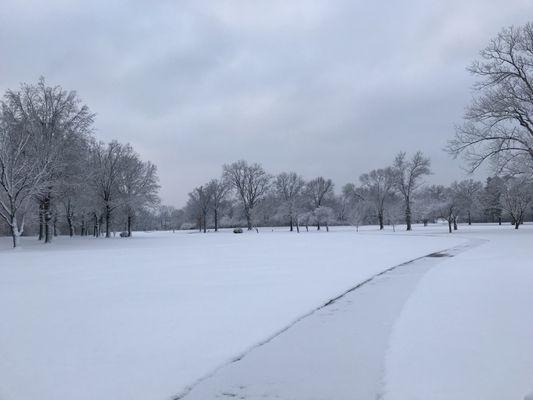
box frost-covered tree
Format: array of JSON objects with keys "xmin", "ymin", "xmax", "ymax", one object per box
[
  {"xmin": 5, "ymin": 78, "xmax": 94, "ymax": 243},
  {"xmin": 392, "ymin": 151, "xmax": 431, "ymax": 230},
  {"xmin": 0, "ymin": 109, "xmax": 49, "ymax": 247},
  {"xmin": 119, "ymin": 151, "xmax": 160, "ymax": 237},
  {"xmin": 90, "ymin": 141, "xmax": 130, "ymax": 238},
  {"xmin": 303, "ymin": 176, "xmax": 334, "ymax": 230},
  {"xmin": 223, "ymin": 160, "xmax": 271, "ymax": 230},
  {"xmin": 501, "ymin": 177, "xmax": 533, "ymax": 229},
  {"xmin": 359, "ymin": 167, "xmax": 395, "ymax": 230},
  {"xmin": 448, "ymin": 22, "xmax": 533, "ymax": 175},
  {"xmin": 274, "ymin": 172, "xmax": 305, "ymax": 231},
  {"xmin": 451, "ymin": 179, "xmax": 483, "ymax": 225}
]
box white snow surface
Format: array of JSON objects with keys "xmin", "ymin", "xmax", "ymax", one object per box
[
  {"xmin": 383, "ymin": 225, "xmax": 533, "ymax": 400},
  {"xmin": 0, "ymin": 227, "xmax": 465, "ymax": 400}
]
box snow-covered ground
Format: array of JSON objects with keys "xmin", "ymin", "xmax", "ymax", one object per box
[
  {"xmin": 0, "ymin": 227, "xmax": 465, "ymax": 400},
  {"xmin": 383, "ymin": 225, "xmax": 533, "ymax": 400},
  {"xmin": 1, "ymin": 225, "xmax": 531, "ymax": 400}
]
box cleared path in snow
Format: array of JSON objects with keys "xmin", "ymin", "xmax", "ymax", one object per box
[{"xmin": 179, "ymin": 239, "xmax": 484, "ymax": 400}]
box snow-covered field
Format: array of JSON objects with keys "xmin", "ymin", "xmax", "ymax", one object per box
[
  {"xmin": 0, "ymin": 227, "xmax": 465, "ymax": 400},
  {"xmin": 1, "ymin": 225, "xmax": 531, "ymax": 400},
  {"xmin": 383, "ymin": 225, "xmax": 533, "ymax": 400}
]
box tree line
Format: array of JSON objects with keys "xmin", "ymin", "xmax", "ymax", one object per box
[
  {"xmin": 2, "ymin": 22, "xmax": 533, "ymax": 243},
  {"xmin": 160, "ymin": 154, "xmax": 531, "ymax": 234},
  {"xmin": 0, "ymin": 78, "xmax": 160, "ymax": 247}
]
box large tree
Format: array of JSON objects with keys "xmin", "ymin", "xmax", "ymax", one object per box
[
  {"xmin": 223, "ymin": 160, "xmax": 271, "ymax": 230},
  {"xmin": 0, "ymin": 108, "xmax": 48, "ymax": 247},
  {"xmin": 392, "ymin": 151, "xmax": 431, "ymax": 231},
  {"xmin": 5, "ymin": 78, "xmax": 94, "ymax": 243},
  {"xmin": 449, "ymin": 22, "xmax": 533, "ymax": 175}
]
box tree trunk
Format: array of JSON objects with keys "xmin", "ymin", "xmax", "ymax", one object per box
[
  {"xmin": 214, "ymin": 209, "xmax": 218, "ymax": 232},
  {"xmin": 53, "ymin": 217, "xmax": 58, "ymax": 236},
  {"xmin": 127, "ymin": 215, "xmax": 132, "ymax": 237},
  {"xmin": 453, "ymin": 217, "xmax": 458, "ymax": 231},
  {"xmin": 405, "ymin": 202, "xmax": 412, "ymax": 231},
  {"xmin": 38, "ymin": 203, "xmax": 44, "ymax": 241},
  {"xmin": 203, "ymin": 212, "xmax": 207, "ymax": 233},
  {"xmin": 515, "ymin": 221, "xmax": 520, "ymax": 229},
  {"xmin": 9, "ymin": 216, "xmax": 21, "ymax": 248},
  {"xmin": 68, "ymin": 216, "xmax": 74, "ymax": 237},
  {"xmin": 326, "ymin": 221, "xmax": 329, "ymax": 232},
  {"xmin": 93, "ymin": 213, "xmax": 99, "ymax": 237},
  {"xmin": 43, "ymin": 196, "xmax": 53, "ymax": 243},
  {"xmin": 378, "ymin": 213, "xmax": 384, "ymax": 230},
  {"xmin": 245, "ymin": 208, "xmax": 252, "ymax": 230},
  {"xmin": 289, "ymin": 216, "xmax": 293, "ymax": 232},
  {"xmin": 296, "ymin": 220, "xmax": 300, "ymax": 233},
  {"xmin": 81, "ymin": 216, "xmax": 86, "ymax": 236},
  {"xmin": 498, "ymin": 216, "xmax": 502, "ymax": 226},
  {"xmin": 317, "ymin": 221, "xmax": 321, "ymax": 231},
  {"xmin": 105, "ymin": 205, "xmax": 111, "ymax": 238},
  {"xmin": 448, "ymin": 219, "xmax": 452, "ymax": 233},
  {"xmin": 467, "ymin": 211, "xmax": 472, "ymax": 225}
]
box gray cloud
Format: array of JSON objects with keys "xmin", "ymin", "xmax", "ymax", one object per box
[{"xmin": 1, "ymin": 0, "xmax": 531, "ymax": 205}]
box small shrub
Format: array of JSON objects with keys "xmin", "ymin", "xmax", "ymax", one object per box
[{"xmin": 233, "ymin": 228, "xmax": 243, "ymax": 234}]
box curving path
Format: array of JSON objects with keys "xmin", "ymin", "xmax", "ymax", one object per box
[{"xmin": 178, "ymin": 239, "xmax": 483, "ymax": 400}]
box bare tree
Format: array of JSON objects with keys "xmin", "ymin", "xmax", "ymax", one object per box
[
  {"xmin": 393, "ymin": 151, "xmax": 431, "ymax": 231},
  {"xmin": 359, "ymin": 167, "xmax": 395, "ymax": 230},
  {"xmin": 5, "ymin": 78, "xmax": 94, "ymax": 243},
  {"xmin": 303, "ymin": 176, "xmax": 334, "ymax": 230},
  {"xmin": 120, "ymin": 152, "xmax": 160, "ymax": 237},
  {"xmin": 501, "ymin": 177, "xmax": 533, "ymax": 229},
  {"xmin": 451, "ymin": 179, "xmax": 483, "ymax": 225},
  {"xmin": 206, "ymin": 179, "xmax": 228, "ymax": 232},
  {"xmin": 223, "ymin": 160, "xmax": 271, "ymax": 230},
  {"xmin": 0, "ymin": 111, "xmax": 49, "ymax": 247},
  {"xmin": 448, "ymin": 22, "xmax": 533, "ymax": 175},
  {"xmin": 90, "ymin": 141, "xmax": 130, "ymax": 238},
  {"xmin": 274, "ymin": 172, "xmax": 305, "ymax": 231}
]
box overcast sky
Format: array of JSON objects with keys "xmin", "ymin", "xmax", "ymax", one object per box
[{"xmin": 0, "ymin": 0, "xmax": 531, "ymax": 206}]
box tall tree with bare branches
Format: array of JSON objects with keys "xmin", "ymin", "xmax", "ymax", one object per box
[
  {"xmin": 223, "ymin": 160, "xmax": 271, "ymax": 230},
  {"xmin": 392, "ymin": 151, "xmax": 431, "ymax": 231},
  {"xmin": 448, "ymin": 22, "xmax": 533, "ymax": 175}
]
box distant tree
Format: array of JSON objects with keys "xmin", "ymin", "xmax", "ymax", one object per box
[
  {"xmin": 206, "ymin": 179, "xmax": 229, "ymax": 232},
  {"xmin": 314, "ymin": 206, "xmax": 335, "ymax": 232},
  {"xmin": 303, "ymin": 176, "xmax": 334, "ymax": 230},
  {"xmin": 501, "ymin": 177, "xmax": 533, "ymax": 229},
  {"xmin": 90, "ymin": 141, "xmax": 130, "ymax": 238},
  {"xmin": 187, "ymin": 185, "xmax": 212, "ymax": 233},
  {"xmin": 448, "ymin": 22, "xmax": 533, "ymax": 175},
  {"xmin": 359, "ymin": 167, "xmax": 395, "ymax": 230},
  {"xmin": 223, "ymin": 160, "xmax": 271, "ymax": 230},
  {"xmin": 392, "ymin": 151, "xmax": 431, "ymax": 231},
  {"xmin": 451, "ymin": 179, "xmax": 483, "ymax": 225},
  {"xmin": 428, "ymin": 185, "xmax": 459, "ymax": 233},
  {"xmin": 480, "ymin": 176, "xmax": 505, "ymax": 224},
  {"xmin": 119, "ymin": 152, "xmax": 160, "ymax": 237},
  {"xmin": 274, "ymin": 172, "xmax": 305, "ymax": 231}
]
